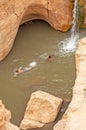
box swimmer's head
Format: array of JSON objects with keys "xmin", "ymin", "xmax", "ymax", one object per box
[
  {"xmin": 16, "ymin": 70, "xmax": 18, "ymax": 73},
  {"xmin": 48, "ymin": 55, "xmax": 52, "ymax": 59}
]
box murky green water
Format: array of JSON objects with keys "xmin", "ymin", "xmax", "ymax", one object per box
[{"xmin": 1, "ymin": 20, "xmax": 85, "ymax": 129}]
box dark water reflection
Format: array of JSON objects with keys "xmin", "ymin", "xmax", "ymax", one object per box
[{"xmin": 1, "ymin": 20, "xmax": 85, "ymax": 129}]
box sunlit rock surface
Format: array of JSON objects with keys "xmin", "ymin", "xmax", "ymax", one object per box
[
  {"xmin": 0, "ymin": 100, "xmax": 20, "ymax": 130},
  {"xmin": 54, "ymin": 38, "xmax": 86, "ymax": 130},
  {"xmin": 0, "ymin": 0, "xmax": 73, "ymax": 61},
  {"xmin": 20, "ymin": 90, "xmax": 63, "ymax": 129}
]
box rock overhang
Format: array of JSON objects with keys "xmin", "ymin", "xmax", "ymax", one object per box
[{"xmin": 0, "ymin": 0, "xmax": 73, "ymax": 61}]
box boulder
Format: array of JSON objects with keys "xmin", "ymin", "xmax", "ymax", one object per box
[
  {"xmin": 54, "ymin": 38, "xmax": 86, "ymax": 130},
  {"xmin": 0, "ymin": 0, "xmax": 73, "ymax": 61},
  {"xmin": 0, "ymin": 100, "xmax": 20, "ymax": 130},
  {"xmin": 20, "ymin": 90, "xmax": 63, "ymax": 129}
]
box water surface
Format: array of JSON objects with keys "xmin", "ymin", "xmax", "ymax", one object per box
[{"xmin": 0, "ymin": 20, "xmax": 80, "ymax": 129}]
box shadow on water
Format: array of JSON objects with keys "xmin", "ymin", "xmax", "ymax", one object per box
[{"xmin": 1, "ymin": 20, "xmax": 86, "ymax": 129}]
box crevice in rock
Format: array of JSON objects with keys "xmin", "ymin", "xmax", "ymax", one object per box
[{"xmin": 54, "ymin": 100, "xmax": 70, "ymax": 123}]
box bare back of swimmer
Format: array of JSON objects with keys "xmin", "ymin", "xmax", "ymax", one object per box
[{"xmin": 14, "ymin": 61, "xmax": 37, "ymax": 76}]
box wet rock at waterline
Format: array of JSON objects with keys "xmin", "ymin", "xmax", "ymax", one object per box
[
  {"xmin": 20, "ymin": 90, "xmax": 63, "ymax": 129},
  {"xmin": 0, "ymin": 0, "xmax": 73, "ymax": 61},
  {"xmin": 0, "ymin": 100, "xmax": 20, "ymax": 130},
  {"xmin": 54, "ymin": 38, "xmax": 86, "ymax": 130}
]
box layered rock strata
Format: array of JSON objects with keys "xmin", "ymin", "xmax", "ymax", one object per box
[
  {"xmin": 54, "ymin": 38, "xmax": 86, "ymax": 130},
  {"xmin": 20, "ymin": 90, "xmax": 63, "ymax": 129},
  {"xmin": 0, "ymin": 100, "xmax": 20, "ymax": 130},
  {"xmin": 0, "ymin": 0, "xmax": 73, "ymax": 61}
]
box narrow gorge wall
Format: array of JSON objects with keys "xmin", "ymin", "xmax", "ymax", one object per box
[
  {"xmin": 0, "ymin": 0, "xmax": 73, "ymax": 61},
  {"xmin": 54, "ymin": 38, "xmax": 86, "ymax": 130}
]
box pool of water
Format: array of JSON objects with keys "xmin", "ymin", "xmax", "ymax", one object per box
[{"xmin": 1, "ymin": 20, "xmax": 85, "ymax": 129}]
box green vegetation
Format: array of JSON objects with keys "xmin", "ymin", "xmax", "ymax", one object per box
[{"xmin": 78, "ymin": 0, "xmax": 84, "ymax": 27}]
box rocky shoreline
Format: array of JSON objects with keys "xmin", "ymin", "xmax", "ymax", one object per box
[
  {"xmin": 54, "ymin": 38, "xmax": 86, "ymax": 130},
  {"xmin": 0, "ymin": 91, "xmax": 62, "ymax": 130}
]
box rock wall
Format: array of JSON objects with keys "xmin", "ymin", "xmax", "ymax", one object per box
[
  {"xmin": 0, "ymin": 0, "xmax": 73, "ymax": 61},
  {"xmin": 0, "ymin": 100, "xmax": 20, "ymax": 130},
  {"xmin": 54, "ymin": 38, "xmax": 86, "ymax": 130}
]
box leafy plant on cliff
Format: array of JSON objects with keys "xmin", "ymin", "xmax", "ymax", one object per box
[{"xmin": 78, "ymin": 0, "xmax": 84, "ymax": 27}]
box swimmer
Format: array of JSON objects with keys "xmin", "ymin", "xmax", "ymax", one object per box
[
  {"xmin": 15, "ymin": 66, "xmax": 32, "ymax": 75},
  {"xmin": 14, "ymin": 61, "xmax": 37, "ymax": 76},
  {"xmin": 46, "ymin": 55, "xmax": 54, "ymax": 61}
]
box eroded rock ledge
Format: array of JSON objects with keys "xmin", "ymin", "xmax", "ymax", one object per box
[
  {"xmin": 0, "ymin": 100, "xmax": 20, "ymax": 130},
  {"xmin": 54, "ymin": 38, "xmax": 86, "ymax": 130},
  {"xmin": 0, "ymin": 0, "xmax": 73, "ymax": 61}
]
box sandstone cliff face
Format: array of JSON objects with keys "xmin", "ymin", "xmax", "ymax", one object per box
[
  {"xmin": 54, "ymin": 38, "xmax": 86, "ymax": 130},
  {"xmin": 21, "ymin": 0, "xmax": 73, "ymax": 31},
  {"xmin": 0, "ymin": 100, "xmax": 20, "ymax": 130},
  {"xmin": 0, "ymin": 0, "xmax": 73, "ymax": 61}
]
